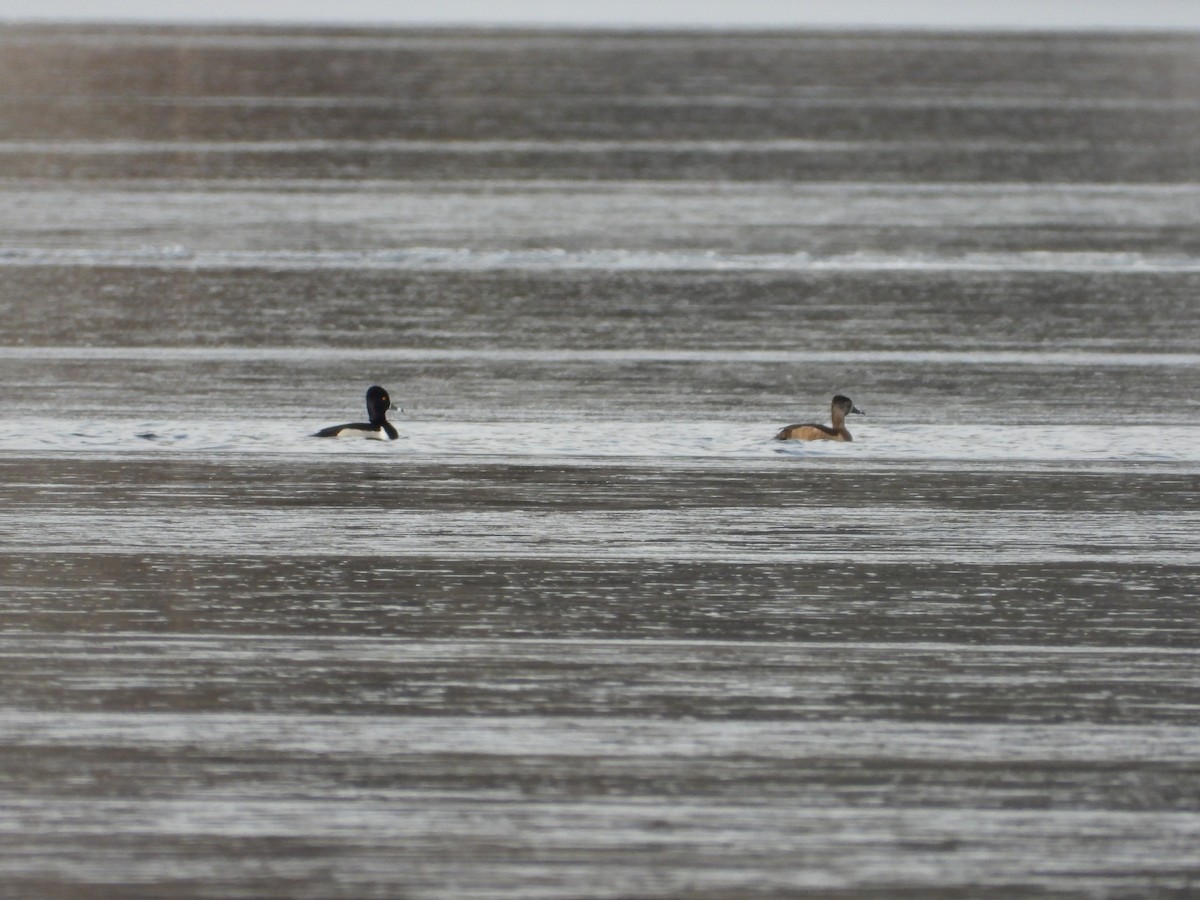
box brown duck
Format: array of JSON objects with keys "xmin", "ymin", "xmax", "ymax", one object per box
[{"xmin": 775, "ymin": 395, "xmax": 864, "ymax": 442}]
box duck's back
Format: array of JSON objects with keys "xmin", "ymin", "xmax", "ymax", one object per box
[{"xmin": 775, "ymin": 423, "xmax": 850, "ymax": 442}]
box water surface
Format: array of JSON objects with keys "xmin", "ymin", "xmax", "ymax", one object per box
[{"xmin": 2, "ymin": 24, "xmax": 1200, "ymax": 899}]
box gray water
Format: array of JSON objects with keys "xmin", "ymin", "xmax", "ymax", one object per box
[{"xmin": 2, "ymin": 24, "xmax": 1200, "ymax": 898}]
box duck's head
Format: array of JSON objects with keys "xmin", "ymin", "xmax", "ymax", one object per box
[
  {"xmin": 365, "ymin": 385, "xmax": 392, "ymax": 423},
  {"xmin": 833, "ymin": 394, "xmax": 864, "ymax": 416}
]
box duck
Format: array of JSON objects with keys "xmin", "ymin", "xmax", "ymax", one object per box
[
  {"xmin": 775, "ymin": 394, "xmax": 864, "ymax": 442},
  {"xmin": 314, "ymin": 385, "xmax": 398, "ymax": 440}
]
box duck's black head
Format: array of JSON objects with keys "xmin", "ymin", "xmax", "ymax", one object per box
[
  {"xmin": 833, "ymin": 394, "xmax": 864, "ymax": 416},
  {"xmin": 365, "ymin": 385, "xmax": 392, "ymax": 424}
]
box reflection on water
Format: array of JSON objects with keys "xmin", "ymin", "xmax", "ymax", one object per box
[
  {"xmin": 4, "ymin": 462, "xmax": 1200, "ymax": 565},
  {"xmin": 2, "ymin": 23, "xmax": 1200, "ymax": 900}
]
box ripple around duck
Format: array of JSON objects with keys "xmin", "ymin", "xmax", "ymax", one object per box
[{"xmin": 2, "ymin": 417, "xmax": 1199, "ymax": 465}]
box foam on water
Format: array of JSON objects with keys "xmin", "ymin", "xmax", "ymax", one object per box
[
  {"xmin": 3, "ymin": 346, "xmax": 1198, "ymax": 367},
  {"xmin": 5, "ymin": 245, "xmax": 1200, "ymax": 273}
]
